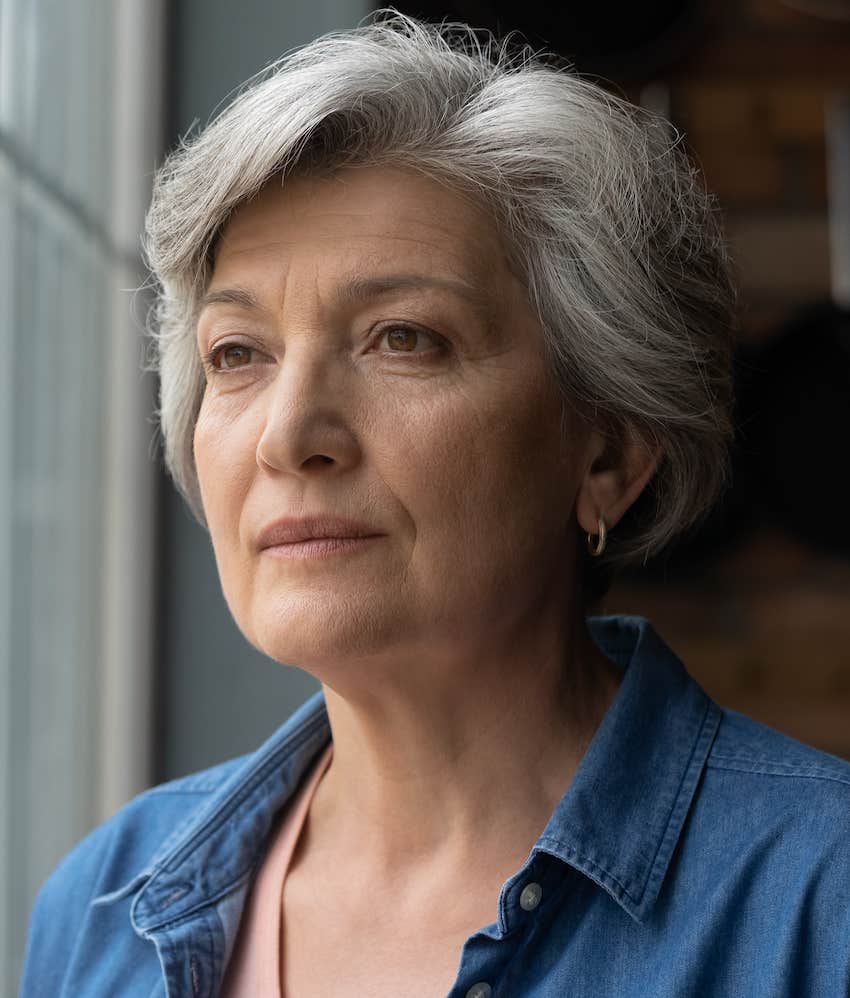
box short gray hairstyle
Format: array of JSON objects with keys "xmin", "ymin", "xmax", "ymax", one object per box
[{"xmin": 144, "ymin": 8, "xmax": 736, "ymax": 587}]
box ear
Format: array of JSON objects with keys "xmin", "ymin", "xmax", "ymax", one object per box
[{"xmin": 575, "ymin": 427, "xmax": 662, "ymax": 537}]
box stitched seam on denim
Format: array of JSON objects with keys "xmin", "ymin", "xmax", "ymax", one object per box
[
  {"xmin": 149, "ymin": 764, "xmax": 248, "ymax": 795},
  {"xmin": 707, "ymin": 758, "xmax": 850, "ymax": 786},
  {"xmin": 140, "ymin": 869, "xmax": 256, "ymax": 932},
  {"xmin": 495, "ymin": 891, "xmax": 553, "ymax": 995},
  {"xmin": 145, "ymin": 789, "xmax": 219, "ymax": 797},
  {"xmin": 536, "ymin": 699, "xmax": 719, "ymax": 909},
  {"xmin": 190, "ymin": 957, "xmax": 201, "ymax": 996},
  {"xmin": 157, "ymin": 711, "xmax": 329, "ymax": 871},
  {"xmin": 136, "ymin": 720, "xmax": 330, "ymax": 928},
  {"xmin": 97, "ymin": 787, "xmax": 232, "ymax": 892},
  {"xmin": 639, "ymin": 698, "xmax": 720, "ymax": 904},
  {"xmin": 489, "ymin": 868, "xmax": 567, "ymax": 995},
  {"xmin": 69, "ymin": 852, "xmax": 133, "ymax": 970},
  {"xmin": 131, "ymin": 715, "xmax": 329, "ymax": 918},
  {"xmin": 535, "ymin": 839, "xmax": 637, "ymax": 902},
  {"xmin": 198, "ymin": 913, "xmax": 217, "ymax": 998},
  {"xmin": 496, "ymin": 862, "xmax": 559, "ymax": 939}
]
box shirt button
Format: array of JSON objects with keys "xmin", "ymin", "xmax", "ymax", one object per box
[
  {"xmin": 465, "ymin": 984, "xmax": 492, "ymax": 998},
  {"xmin": 519, "ymin": 881, "xmax": 543, "ymax": 911}
]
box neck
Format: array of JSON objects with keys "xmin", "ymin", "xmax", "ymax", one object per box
[{"xmin": 304, "ymin": 607, "xmax": 623, "ymax": 883}]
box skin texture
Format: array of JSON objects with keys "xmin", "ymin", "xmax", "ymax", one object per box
[{"xmin": 194, "ymin": 164, "xmax": 658, "ymax": 991}]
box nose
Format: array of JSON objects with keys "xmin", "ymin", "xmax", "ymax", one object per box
[{"xmin": 255, "ymin": 344, "xmax": 361, "ymax": 477}]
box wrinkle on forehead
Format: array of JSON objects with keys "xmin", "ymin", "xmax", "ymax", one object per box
[{"xmin": 212, "ymin": 164, "xmax": 511, "ymax": 278}]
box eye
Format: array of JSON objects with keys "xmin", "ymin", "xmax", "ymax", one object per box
[
  {"xmin": 204, "ymin": 342, "xmax": 255, "ymax": 373},
  {"xmin": 202, "ymin": 324, "xmax": 444, "ymax": 375},
  {"xmin": 377, "ymin": 324, "xmax": 441, "ymax": 354}
]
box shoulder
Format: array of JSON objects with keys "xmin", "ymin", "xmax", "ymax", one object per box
[
  {"xmin": 704, "ymin": 706, "xmax": 850, "ymax": 844},
  {"xmin": 34, "ymin": 753, "xmax": 249, "ymax": 909},
  {"xmin": 21, "ymin": 754, "xmax": 249, "ymax": 992},
  {"xmin": 708, "ymin": 705, "xmax": 850, "ymax": 799},
  {"xmin": 695, "ymin": 708, "xmax": 850, "ymax": 926},
  {"xmin": 21, "ymin": 690, "xmax": 330, "ymax": 995},
  {"xmin": 706, "ymin": 707, "xmax": 850, "ymax": 868},
  {"xmin": 653, "ymin": 701, "xmax": 850, "ymax": 990}
]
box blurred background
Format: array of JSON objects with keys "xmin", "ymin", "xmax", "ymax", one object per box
[{"xmin": 2, "ymin": 0, "xmax": 849, "ymax": 991}]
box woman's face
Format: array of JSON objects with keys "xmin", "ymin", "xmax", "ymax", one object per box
[{"xmin": 194, "ymin": 164, "xmax": 593, "ymax": 678}]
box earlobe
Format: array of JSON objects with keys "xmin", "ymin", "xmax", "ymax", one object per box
[{"xmin": 576, "ymin": 429, "xmax": 662, "ymax": 539}]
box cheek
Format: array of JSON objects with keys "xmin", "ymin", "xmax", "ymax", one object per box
[
  {"xmin": 193, "ymin": 408, "xmax": 262, "ymax": 630},
  {"xmin": 193, "ymin": 401, "xmax": 258, "ymax": 537},
  {"xmin": 385, "ymin": 377, "xmax": 569, "ymax": 544}
]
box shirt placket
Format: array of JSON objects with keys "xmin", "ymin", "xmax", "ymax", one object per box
[
  {"xmin": 140, "ymin": 908, "xmax": 227, "ymax": 998},
  {"xmin": 445, "ymin": 856, "xmax": 561, "ymax": 997}
]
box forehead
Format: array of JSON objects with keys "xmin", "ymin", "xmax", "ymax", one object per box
[{"xmin": 210, "ymin": 164, "xmax": 512, "ymax": 288}]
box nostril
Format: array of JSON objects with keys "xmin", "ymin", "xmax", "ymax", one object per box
[{"xmin": 303, "ymin": 454, "xmax": 334, "ymax": 467}]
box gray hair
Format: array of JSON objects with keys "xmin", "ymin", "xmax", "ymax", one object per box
[{"xmin": 143, "ymin": 8, "xmax": 736, "ymax": 585}]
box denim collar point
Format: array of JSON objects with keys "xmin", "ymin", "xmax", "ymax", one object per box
[
  {"xmin": 130, "ymin": 695, "xmax": 332, "ymax": 933},
  {"xmin": 533, "ymin": 616, "xmax": 722, "ymax": 923}
]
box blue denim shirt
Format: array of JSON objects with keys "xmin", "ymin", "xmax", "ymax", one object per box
[{"xmin": 20, "ymin": 616, "xmax": 850, "ymax": 997}]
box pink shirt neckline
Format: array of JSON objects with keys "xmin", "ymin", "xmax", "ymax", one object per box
[{"xmin": 220, "ymin": 741, "xmax": 334, "ymax": 997}]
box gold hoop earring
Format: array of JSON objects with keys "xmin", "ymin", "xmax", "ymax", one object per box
[{"xmin": 587, "ymin": 516, "xmax": 607, "ymax": 557}]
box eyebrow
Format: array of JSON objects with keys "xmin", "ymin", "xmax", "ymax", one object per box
[
  {"xmin": 199, "ymin": 287, "xmax": 263, "ymax": 311},
  {"xmin": 198, "ymin": 273, "xmax": 494, "ymax": 324}
]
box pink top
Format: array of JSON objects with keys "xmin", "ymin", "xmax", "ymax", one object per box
[{"xmin": 220, "ymin": 742, "xmax": 334, "ymax": 997}]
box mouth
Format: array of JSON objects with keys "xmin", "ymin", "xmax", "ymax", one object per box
[
  {"xmin": 256, "ymin": 515, "xmax": 384, "ymax": 555},
  {"xmin": 261, "ymin": 535, "xmax": 382, "ymax": 560}
]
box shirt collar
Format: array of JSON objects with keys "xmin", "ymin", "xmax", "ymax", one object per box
[
  {"xmin": 533, "ymin": 615, "xmax": 721, "ymax": 922},
  {"xmin": 110, "ymin": 691, "xmax": 333, "ymax": 932},
  {"xmin": 108, "ymin": 614, "xmax": 720, "ymax": 931}
]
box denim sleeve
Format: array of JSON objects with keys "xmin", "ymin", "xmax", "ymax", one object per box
[
  {"xmin": 18, "ymin": 819, "xmax": 120, "ymax": 997},
  {"xmin": 811, "ymin": 802, "xmax": 850, "ymax": 996},
  {"xmin": 17, "ymin": 759, "xmax": 244, "ymax": 996},
  {"xmin": 16, "ymin": 785, "xmax": 205, "ymax": 997}
]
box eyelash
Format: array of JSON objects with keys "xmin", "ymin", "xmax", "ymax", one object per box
[{"xmin": 202, "ymin": 323, "xmax": 444, "ymax": 375}]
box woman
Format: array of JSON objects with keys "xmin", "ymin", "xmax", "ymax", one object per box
[{"xmin": 21, "ymin": 11, "xmax": 850, "ymax": 997}]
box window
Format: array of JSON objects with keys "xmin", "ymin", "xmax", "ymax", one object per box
[{"xmin": 0, "ymin": 1, "xmax": 163, "ymax": 990}]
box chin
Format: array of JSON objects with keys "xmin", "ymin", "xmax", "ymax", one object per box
[{"xmin": 248, "ymin": 598, "xmax": 406, "ymax": 673}]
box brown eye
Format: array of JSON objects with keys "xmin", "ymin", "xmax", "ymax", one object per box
[
  {"xmin": 214, "ymin": 344, "xmax": 252, "ymax": 370},
  {"xmin": 381, "ymin": 325, "xmax": 436, "ymax": 353}
]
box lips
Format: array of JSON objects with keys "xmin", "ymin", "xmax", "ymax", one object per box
[{"xmin": 256, "ymin": 515, "xmax": 383, "ymax": 550}]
